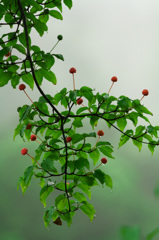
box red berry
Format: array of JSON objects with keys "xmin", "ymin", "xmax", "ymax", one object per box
[
  {"xmin": 21, "ymin": 148, "xmax": 28, "ymax": 155},
  {"xmin": 111, "ymin": 76, "xmax": 118, "ymax": 82},
  {"xmin": 26, "ymin": 123, "xmax": 32, "ymax": 130},
  {"xmin": 76, "ymin": 98, "xmax": 83, "ymax": 105},
  {"xmin": 142, "ymin": 89, "xmax": 149, "ymax": 96},
  {"xmin": 5, "ymin": 52, "xmax": 11, "ymax": 57},
  {"xmin": 97, "ymin": 130, "xmax": 104, "ymax": 136},
  {"xmin": 69, "ymin": 67, "xmax": 76, "ymax": 74},
  {"xmin": 19, "ymin": 84, "xmax": 26, "ymax": 90},
  {"xmin": 66, "ymin": 137, "xmax": 72, "ymax": 143},
  {"xmin": 101, "ymin": 157, "xmax": 107, "ymax": 164},
  {"xmin": 30, "ymin": 134, "xmax": 37, "ymax": 141}
]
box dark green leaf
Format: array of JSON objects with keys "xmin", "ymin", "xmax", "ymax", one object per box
[
  {"xmin": 53, "ymin": 54, "xmax": 64, "ymax": 61},
  {"xmin": 93, "ymin": 169, "xmax": 105, "ymax": 185},
  {"xmin": 43, "ymin": 206, "xmax": 55, "ymax": 227},
  {"xmin": 64, "ymin": 0, "xmax": 73, "ymax": 9},
  {"xmin": 80, "ymin": 175, "xmax": 98, "ymax": 186},
  {"xmin": 0, "ymin": 72, "xmax": 12, "ymax": 87}
]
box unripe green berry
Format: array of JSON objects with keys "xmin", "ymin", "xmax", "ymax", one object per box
[{"xmin": 57, "ymin": 35, "xmax": 63, "ymax": 41}]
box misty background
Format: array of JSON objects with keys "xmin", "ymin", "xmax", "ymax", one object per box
[{"xmin": 1, "ymin": 0, "xmax": 159, "ymax": 239}]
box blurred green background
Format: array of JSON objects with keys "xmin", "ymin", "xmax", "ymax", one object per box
[{"xmin": 1, "ymin": 0, "xmax": 159, "ymax": 239}]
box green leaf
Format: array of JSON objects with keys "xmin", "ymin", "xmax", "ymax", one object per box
[
  {"xmin": 19, "ymin": 105, "xmax": 32, "ymax": 123},
  {"xmin": 80, "ymin": 203, "xmax": 95, "ymax": 222},
  {"xmin": 41, "ymin": 158, "xmax": 58, "ymax": 173},
  {"xmin": 0, "ymin": 72, "xmax": 12, "ymax": 87},
  {"xmin": 96, "ymin": 141, "xmax": 112, "ymax": 147},
  {"xmin": 80, "ymin": 175, "xmax": 98, "ymax": 186},
  {"xmin": 117, "ymin": 117, "xmax": 127, "ymax": 131},
  {"xmin": 34, "ymin": 69, "xmax": 43, "ymax": 85},
  {"xmin": 49, "ymin": 10, "xmax": 63, "ymax": 20},
  {"xmin": 148, "ymin": 142, "xmax": 156, "ymax": 155},
  {"xmin": 146, "ymin": 228, "xmax": 159, "ymax": 240},
  {"xmin": 0, "ymin": 47, "xmax": 10, "ymax": 59},
  {"xmin": 57, "ymin": 196, "xmax": 68, "ymax": 211},
  {"xmin": 99, "ymin": 146, "xmax": 114, "ymax": 159},
  {"xmin": 118, "ymin": 130, "xmax": 133, "ymax": 148},
  {"xmin": 21, "ymin": 73, "xmax": 34, "ymax": 89},
  {"xmin": 19, "ymin": 32, "xmax": 31, "ymax": 48},
  {"xmin": 147, "ymin": 125, "xmax": 158, "ymax": 137},
  {"xmin": 40, "ymin": 185, "xmax": 54, "ymax": 208},
  {"xmin": 53, "ymin": 54, "xmax": 64, "ymax": 61},
  {"xmin": 43, "ymin": 206, "xmax": 55, "ymax": 227},
  {"xmin": 73, "ymin": 192, "xmax": 87, "ymax": 203},
  {"xmin": 132, "ymin": 138, "xmax": 143, "ymax": 152},
  {"xmin": 34, "ymin": 20, "xmax": 48, "ymax": 36},
  {"xmin": 128, "ymin": 112, "xmax": 138, "ymax": 126},
  {"xmin": 133, "ymin": 101, "xmax": 153, "ymax": 116},
  {"xmin": 72, "ymin": 134, "xmax": 84, "ymax": 144},
  {"xmin": 17, "ymin": 166, "xmax": 34, "ymax": 194},
  {"xmin": 93, "ymin": 169, "xmax": 105, "ymax": 185},
  {"xmin": 64, "ymin": 0, "xmax": 73, "ymax": 9},
  {"xmin": 134, "ymin": 125, "xmax": 145, "ymax": 137},
  {"xmin": 76, "ymin": 106, "xmax": 89, "ymax": 115},
  {"xmin": 42, "ymin": 69, "xmax": 57, "ymax": 85},
  {"xmin": 89, "ymin": 149, "xmax": 100, "ymax": 165},
  {"xmin": 24, "ymin": 0, "xmax": 43, "ymax": 10},
  {"xmin": 117, "ymin": 96, "xmax": 131, "ymax": 111},
  {"xmin": 13, "ymin": 44, "xmax": 26, "ymax": 55},
  {"xmin": 75, "ymin": 157, "xmax": 90, "ymax": 170},
  {"xmin": 72, "ymin": 117, "xmax": 83, "ymax": 128},
  {"xmin": 13, "ymin": 123, "xmax": 22, "ymax": 140},
  {"xmin": 120, "ymin": 225, "xmax": 140, "ymax": 240},
  {"xmin": 105, "ymin": 174, "xmax": 113, "ymax": 189},
  {"xmin": 77, "ymin": 183, "xmax": 91, "ymax": 199}
]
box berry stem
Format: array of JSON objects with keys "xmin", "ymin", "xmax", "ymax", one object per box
[
  {"xmin": 50, "ymin": 40, "xmax": 59, "ymax": 53},
  {"xmin": 92, "ymin": 163, "xmax": 102, "ymax": 172},
  {"xmin": 81, "ymin": 103, "xmax": 91, "ymax": 113},
  {"xmin": 86, "ymin": 163, "xmax": 102, "ymax": 175},
  {"xmin": 93, "ymin": 136, "xmax": 100, "ymax": 149},
  {"xmin": 140, "ymin": 95, "xmax": 144, "ymax": 102},
  {"xmin": 35, "ymin": 138, "xmax": 49, "ymax": 151},
  {"xmin": 23, "ymin": 89, "xmax": 37, "ymax": 108},
  {"xmin": 108, "ymin": 82, "xmax": 114, "ymax": 94},
  {"xmin": 27, "ymin": 153, "xmax": 42, "ymax": 167},
  {"xmin": 72, "ymin": 73, "xmax": 75, "ymax": 91}
]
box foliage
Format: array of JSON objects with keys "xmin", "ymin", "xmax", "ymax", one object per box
[{"xmin": 0, "ymin": 0, "xmax": 159, "ymax": 227}]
